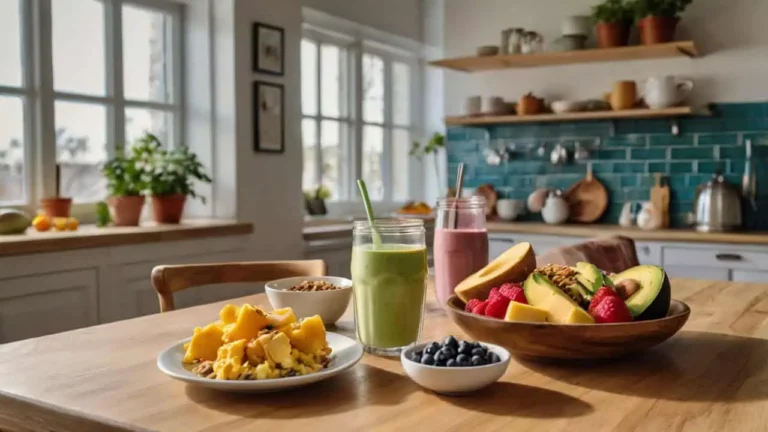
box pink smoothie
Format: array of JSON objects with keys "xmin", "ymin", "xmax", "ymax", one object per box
[{"xmin": 433, "ymin": 228, "xmax": 489, "ymax": 306}]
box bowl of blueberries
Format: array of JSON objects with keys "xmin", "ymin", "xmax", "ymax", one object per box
[{"xmin": 400, "ymin": 336, "xmax": 510, "ymax": 395}]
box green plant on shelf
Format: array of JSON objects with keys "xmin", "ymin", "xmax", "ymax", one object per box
[
  {"xmin": 591, "ymin": 0, "xmax": 634, "ymax": 23},
  {"xmin": 410, "ymin": 132, "xmax": 446, "ymax": 195},
  {"xmin": 304, "ymin": 185, "xmax": 331, "ymax": 201},
  {"xmin": 628, "ymin": 0, "xmax": 693, "ymax": 19},
  {"xmin": 102, "ymin": 147, "xmax": 145, "ymax": 197}
]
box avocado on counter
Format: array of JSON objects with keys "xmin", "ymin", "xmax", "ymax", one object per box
[
  {"xmin": 0, "ymin": 209, "xmax": 31, "ymax": 235},
  {"xmin": 611, "ymin": 265, "xmax": 671, "ymax": 321}
]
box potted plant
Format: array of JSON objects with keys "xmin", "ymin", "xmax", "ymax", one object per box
[
  {"xmin": 630, "ymin": 0, "xmax": 693, "ymax": 44},
  {"xmin": 591, "ymin": 0, "xmax": 633, "ymax": 48},
  {"xmin": 304, "ymin": 186, "xmax": 331, "ymax": 216},
  {"xmin": 410, "ymin": 132, "xmax": 446, "ymax": 196},
  {"xmin": 102, "ymin": 148, "xmax": 145, "ymax": 226},
  {"xmin": 134, "ymin": 133, "xmax": 212, "ymax": 224}
]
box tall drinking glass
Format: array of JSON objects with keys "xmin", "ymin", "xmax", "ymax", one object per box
[
  {"xmin": 433, "ymin": 197, "xmax": 489, "ymax": 306},
  {"xmin": 351, "ymin": 219, "xmax": 428, "ymax": 356}
]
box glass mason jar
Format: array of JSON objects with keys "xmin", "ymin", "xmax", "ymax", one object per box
[
  {"xmin": 433, "ymin": 197, "xmax": 489, "ymax": 306},
  {"xmin": 350, "ymin": 218, "xmax": 428, "ymax": 357}
]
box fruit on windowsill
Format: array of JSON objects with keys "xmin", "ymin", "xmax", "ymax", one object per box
[
  {"xmin": 53, "ymin": 218, "xmax": 69, "ymax": 231},
  {"xmin": 523, "ymin": 273, "xmax": 595, "ymax": 324},
  {"xmin": 0, "ymin": 209, "xmax": 31, "ymax": 235},
  {"xmin": 504, "ymin": 302, "xmax": 548, "ymax": 323},
  {"xmin": 32, "ymin": 215, "xmax": 51, "ymax": 232},
  {"xmin": 611, "ymin": 265, "xmax": 671, "ymax": 321},
  {"xmin": 454, "ymin": 242, "xmax": 537, "ymax": 303}
]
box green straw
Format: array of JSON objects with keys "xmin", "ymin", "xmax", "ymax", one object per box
[{"xmin": 357, "ymin": 179, "xmax": 381, "ymax": 247}]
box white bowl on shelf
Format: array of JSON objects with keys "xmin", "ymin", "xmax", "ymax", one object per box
[{"xmin": 551, "ymin": 100, "xmax": 584, "ymax": 114}]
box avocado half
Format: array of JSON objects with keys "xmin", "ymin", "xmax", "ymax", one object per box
[
  {"xmin": 611, "ymin": 265, "xmax": 671, "ymax": 321},
  {"xmin": 572, "ymin": 262, "xmax": 613, "ymax": 293}
]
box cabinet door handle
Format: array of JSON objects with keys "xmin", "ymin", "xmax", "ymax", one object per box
[
  {"xmin": 641, "ymin": 246, "xmax": 651, "ymax": 256},
  {"xmin": 716, "ymin": 253, "xmax": 744, "ymax": 262}
]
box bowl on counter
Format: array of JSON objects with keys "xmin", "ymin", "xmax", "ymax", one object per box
[
  {"xmin": 496, "ymin": 199, "xmax": 526, "ymax": 221},
  {"xmin": 265, "ymin": 276, "xmax": 353, "ymax": 325},
  {"xmin": 400, "ymin": 341, "xmax": 510, "ymax": 395},
  {"xmin": 444, "ymin": 295, "xmax": 690, "ymax": 363}
]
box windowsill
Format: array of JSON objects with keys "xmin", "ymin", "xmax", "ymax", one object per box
[{"xmin": 0, "ymin": 219, "xmax": 253, "ymax": 257}]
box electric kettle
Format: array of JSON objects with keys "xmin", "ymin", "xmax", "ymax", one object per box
[{"xmin": 693, "ymin": 172, "xmax": 742, "ymax": 232}]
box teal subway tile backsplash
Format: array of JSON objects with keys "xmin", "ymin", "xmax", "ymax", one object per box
[{"xmin": 446, "ymin": 102, "xmax": 768, "ymax": 228}]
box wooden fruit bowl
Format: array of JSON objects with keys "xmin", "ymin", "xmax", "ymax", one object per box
[{"xmin": 445, "ymin": 295, "xmax": 690, "ymax": 363}]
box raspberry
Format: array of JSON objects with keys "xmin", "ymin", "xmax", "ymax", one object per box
[
  {"xmin": 499, "ymin": 283, "xmax": 527, "ymax": 304},
  {"xmin": 465, "ymin": 299, "xmax": 482, "ymax": 312},
  {"xmin": 485, "ymin": 296, "xmax": 511, "ymax": 319},
  {"xmin": 471, "ymin": 300, "xmax": 489, "ymax": 315},
  {"xmin": 588, "ymin": 286, "xmax": 621, "ymax": 314},
  {"xmin": 488, "ymin": 287, "xmax": 502, "ymax": 301},
  {"xmin": 590, "ymin": 296, "xmax": 633, "ymax": 323}
]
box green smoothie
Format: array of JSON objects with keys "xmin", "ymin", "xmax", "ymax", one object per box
[{"xmin": 351, "ymin": 244, "xmax": 428, "ymax": 351}]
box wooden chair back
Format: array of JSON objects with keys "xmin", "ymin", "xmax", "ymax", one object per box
[
  {"xmin": 151, "ymin": 260, "xmax": 327, "ymax": 312},
  {"xmin": 536, "ymin": 236, "xmax": 640, "ymax": 274}
]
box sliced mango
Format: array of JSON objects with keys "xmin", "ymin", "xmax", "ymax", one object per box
[
  {"xmin": 213, "ymin": 339, "xmax": 248, "ymax": 380},
  {"xmin": 286, "ymin": 315, "xmax": 327, "ymax": 354},
  {"xmin": 267, "ymin": 307, "xmax": 297, "ymax": 328},
  {"xmin": 183, "ymin": 323, "xmax": 225, "ymax": 363},
  {"xmin": 223, "ymin": 304, "xmax": 270, "ymax": 342},
  {"xmin": 504, "ymin": 302, "xmax": 548, "ymax": 323},
  {"xmin": 219, "ymin": 304, "xmax": 240, "ymax": 324}
]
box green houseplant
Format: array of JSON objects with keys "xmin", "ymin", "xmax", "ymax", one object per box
[
  {"xmin": 133, "ymin": 133, "xmax": 212, "ymax": 224},
  {"xmin": 410, "ymin": 132, "xmax": 446, "ymax": 196},
  {"xmin": 304, "ymin": 185, "xmax": 331, "ymax": 216},
  {"xmin": 591, "ymin": 0, "xmax": 633, "ymax": 48},
  {"xmin": 629, "ymin": 0, "xmax": 693, "ymax": 44},
  {"xmin": 102, "ymin": 148, "xmax": 146, "ymax": 226}
]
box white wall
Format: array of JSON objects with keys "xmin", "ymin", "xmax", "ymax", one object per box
[
  {"xmin": 443, "ymin": 0, "xmax": 768, "ymax": 116},
  {"xmin": 302, "ymin": 0, "xmax": 423, "ymax": 41}
]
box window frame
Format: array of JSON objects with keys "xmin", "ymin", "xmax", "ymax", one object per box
[
  {"xmin": 301, "ymin": 11, "xmax": 423, "ymax": 208},
  {"xmin": 0, "ymin": 0, "xmax": 185, "ymax": 216}
]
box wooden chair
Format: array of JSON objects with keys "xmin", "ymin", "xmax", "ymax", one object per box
[
  {"xmin": 151, "ymin": 260, "xmax": 327, "ymax": 312},
  {"xmin": 536, "ymin": 236, "xmax": 640, "ymax": 274}
]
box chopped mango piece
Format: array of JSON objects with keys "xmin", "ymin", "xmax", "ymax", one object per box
[
  {"xmin": 263, "ymin": 332, "xmax": 294, "ymax": 368},
  {"xmin": 183, "ymin": 324, "xmax": 225, "ymax": 363},
  {"xmin": 267, "ymin": 307, "xmax": 297, "ymax": 328},
  {"xmin": 504, "ymin": 302, "xmax": 549, "ymax": 323},
  {"xmin": 213, "ymin": 339, "xmax": 247, "ymax": 380},
  {"xmin": 286, "ymin": 315, "xmax": 327, "ymax": 354},
  {"xmin": 223, "ymin": 305, "xmax": 270, "ymax": 342},
  {"xmin": 219, "ymin": 304, "xmax": 240, "ymax": 324},
  {"xmin": 564, "ymin": 307, "xmax": 595, "ymax": 324}
]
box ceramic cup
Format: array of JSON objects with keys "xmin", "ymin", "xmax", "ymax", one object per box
[
  {"xmin": 465, "ymin": 96, "xmax": 482, "ymax": 116},
  {"xmin": 610, "ymin": 80, "xmax": 637, "ymax": 111},
  {"xmin": 484, "ymin": 96, "xmax": 506, "ymax": 115}
]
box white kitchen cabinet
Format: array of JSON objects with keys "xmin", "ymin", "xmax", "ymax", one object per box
[
  {"xmin": 0, "ymin": 269, "xmax": 99, "ymax": 343},
  {"xmin": 305, "ymin": 239, "xmax": 352, "ymax": 278},
  {"xmin": 731, "ymin": 270, "xmax": 768, "ymax": 283},
  {"xmin": 663, "ymin": 265, "xmax": 730, "ymax": 281}
]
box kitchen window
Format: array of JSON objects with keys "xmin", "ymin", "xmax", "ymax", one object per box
[
  {"xmin": 301, "ymin": 21, "xmax": 420, "ymax": 204},
  {"xmin": 0, "ymin": 0, "xmax": 183, "ymax": 208}
]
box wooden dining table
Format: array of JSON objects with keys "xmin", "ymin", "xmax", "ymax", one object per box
[{"xmin": 1, "ymin": 278, "xmax": 767, "ymax": 432}]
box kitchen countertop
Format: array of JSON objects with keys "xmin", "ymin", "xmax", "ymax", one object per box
[
  {"xmin": 304, "ymin": 220, "xmax": 768, "ymax": 246},
  {"xmin": 0, "ymin": 220, "xmax": 253, "ymax": 256},
  {"xmin": 0, "ymin": 278, "xmax": 766, "ymax": 431}
]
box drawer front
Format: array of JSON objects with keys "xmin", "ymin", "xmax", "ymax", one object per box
[
  {"xmin": 663, "ymin": 247, "xmax": 768, "ymax": 272},
  {"xmin": 664, "ymin": 265, "xmax": 730, "ymax": 281},
  {"xmin": 635, "ymin": 243, "xmax": 661, "ymax": 266}
]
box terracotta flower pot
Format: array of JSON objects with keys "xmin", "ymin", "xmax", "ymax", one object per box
[
  {"xmin": 107, "ymin": 195, "xmax": 145, "ymax": 227},
  {"xmin": 638, "ymin": 16, "xmax": 679, "ymax": 45},
  {"xmin": 151, "ymin": 194, "xmax": 186, "ymax": 224},
  {"xmin": 40, "ymin": 197, "xmax": 72, "ymax": 218},
  {"xmin": 595, "ymin": 21, "xmax": 631, "ymax": 48}
]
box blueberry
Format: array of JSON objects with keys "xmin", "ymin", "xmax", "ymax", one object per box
[
  {"xmin": 446, "ymin": 359, "xmax": 457, "ymax": 367},
  {"xmin": 425, "ymin": 342, "xmax": 441, "ymax": 355},
  {"xmin": 439, "ymin": 347, "xmax": 456, "ymax": 360},
  {"xmin": 457, "ymin": 342, "xmax": 473, "ymax": 356},
  {"xmin": 443, "ymin": 336, "xmax": 459, "ymax": 350},
  {"xmin": 415, "ymin": 350, "xmax": 423, "ymax": 357},
  {"xmin": 435, "ymin": 350, "xmax": 450, "ymax": 364},
  {"xmin": 487, "ymin": 352, "xmax": 501, "ymax": 364},
  {"xmin": 421, "ymin": 354, "xmax": 435, "ymax": 365},
  {"xmin": 471, "ymin": 355, "xmax": 486, "ymax": 366},
  {"xmin": 456, "ymin": 354, "xmax": 470, "ymax": 367},
  {"xmin": 435, "ymin": 357, "xmax": 447, "ymax": 367},
  {"xmin": 471, "ymin": 347, "xmax": 487, "ymax": 358},
  {"xmin": 411, "ymin": 353, "xmax": 422, "ymax": 363}
]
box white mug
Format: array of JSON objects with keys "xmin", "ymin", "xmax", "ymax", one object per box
[
  {"xmin": 644, "ymin": 76, "xmax": 694, "ymax": 109},
  {"xmin": 465, "ymin": 96, "xmax": 482, "ymax": 116},
  {"xmin": 484, "ymin": 96, "xmax": 505, "ymax": 114}
]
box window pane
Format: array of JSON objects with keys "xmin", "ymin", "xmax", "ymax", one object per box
[
  {"xmin": 362, "ymin": 125, "xmax": 383, "ymax": 201},
  {"xmin": 55, "ymin": 101, "xmax": 107, "ymax": 202},
  {"xmin": 320, "ymin": 44, "xmax": 341, "ymax": 117},
  {"xmin": 125, "ymin": 108, "xmax": 172, "ymax": 147},
  {"xmin": 321, "ymin": 120, "xmax": 343, "ymax": 201},
  {"xmin": 362, "ymin": 54, "xmax": 384, "ymax": 124},
  {"xmin": 393, "ymin": 62, "xmax": 411, "ymax": 126},
  {"xmin": 301, "ymin": 40, "xmax": 317, "ymax": 116},
  {"xmin": 392, "ymin": 129, "xmax": 410, "ymax": 201},
  {"xmin": 0, "ymin": 0, "xmax": 22, "ymax": 87},
  {"xmin": 302, "ymin": 118, "xmax": 317, "ymax": 193},
  {"xmin": 0, "ymin": 96, "xmax": 25, "ymax": 203},
  {"xmin": 123, "ymin": 5, "xmax": 173, "ymax": 102},
  {"xmin": 52, "ymin": 0, "xmax": 105, "ymax": 95}
]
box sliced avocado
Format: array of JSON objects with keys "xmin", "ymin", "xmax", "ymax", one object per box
[
  {"xmin": 523, "ymin": 273, "xmax": 594, "ymax": 324},
  {"xmin": 612, "ymin": 265, "xmax": 671, "ymax": 321},
  {"xmin": 573, "ymin": 262, "xmax": 603, "ymax": 293}
]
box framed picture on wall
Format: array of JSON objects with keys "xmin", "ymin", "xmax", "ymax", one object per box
[
  {"xmin": 252, "ymin": 22, "xmax": 284, "ymax": 75},
  {"xmin": 253, "ymin": 81, "xmax": 285, "ymax": 154}
]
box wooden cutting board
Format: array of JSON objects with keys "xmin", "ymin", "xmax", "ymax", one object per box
[
  {"xmin": 650, "ymin": 173, "xmax": 670, "ymax": 228},
  {"xmin": 566, "ymin": 164, "xmax": 609, "ymax": 223}
]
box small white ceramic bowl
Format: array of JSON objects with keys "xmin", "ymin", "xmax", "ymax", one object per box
[
  {"xmin": 265, "ymin": 276, "xmax": 353, "ymax": 325},
  {"xmin": 400, "ymin": 341, "xmax": 510, "ymax": 395},
  {"xmin": 551, "ymin": 100, "xmax": 584, "ymax": 114},
  {"xmin": 496, "ymin": 199, "xmax": 526, "ymax": 221}
]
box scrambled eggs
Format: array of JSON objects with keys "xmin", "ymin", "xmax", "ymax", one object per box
[{"xmin": 183, "ymin": 305, "xmax": 332, "ymax": 380}]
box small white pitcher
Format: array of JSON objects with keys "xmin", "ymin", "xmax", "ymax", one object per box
[{"xmin": 644, "ymin": 76, "xmax": 694, "ymax": 109}]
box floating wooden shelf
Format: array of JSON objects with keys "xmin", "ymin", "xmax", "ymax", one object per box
[
  {"xmin": 430, "ymin": 41, "xmax": 698, "ymax": 73},
  {"xmin": 445, "ymin": 106, "xmax": 709, "ymax": 126}
]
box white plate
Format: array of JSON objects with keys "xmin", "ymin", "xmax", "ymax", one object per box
[{"xmin": 157, "ymin": 332, "xmax": 363, "ymax": 393}]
